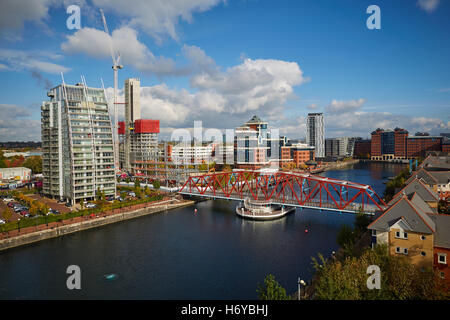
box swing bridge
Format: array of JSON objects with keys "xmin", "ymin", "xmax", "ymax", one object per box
[{"xmin": 178, "ymin": 169, "xmax": 387, "ymax": 215}]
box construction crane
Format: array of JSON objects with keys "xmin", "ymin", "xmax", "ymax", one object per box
[{"xmin": 100, "ymin": 8, "xmax": 123, "ymax": 173}]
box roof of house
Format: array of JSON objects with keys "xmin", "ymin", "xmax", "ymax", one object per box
[
  {"xmin": 389, "ymin": 178, "xmax": 439, "ymax": 205},
  {"xmin": 406, "ymin": 168, "xmax": 438, "ymax": 186},
  {"xmin": 428, "ymin": 171, "xmax": 450, "ymax": 185},
  {"xmin": 428, "ymin": 214, "xmax": 450, "ymax": 249},
  {"xmin": 368, "ymin": 195, "xmax": 436, "ymax": 234},
  {"xmin": 409, "ymin": 192, "xmax": 435, "ymax": 214},
  {"xmin": 419, "ymin": 155, "xmax": 450, "ymax": 171}
]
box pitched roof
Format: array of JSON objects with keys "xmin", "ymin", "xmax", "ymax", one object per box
[
  {"xmin": 368, "ymin": 195, "xmax": 435, "ymax": 234},
  {"xmin": 428, "ymin": 214, "xmax": 450, "ymax": 249},
  {"xmin": 419, "ymin": 155, "xmax": 450, "ymax": 171},
  {"xmin": 409, "ymin": 192, "xmax": 435, "ymax": 214},
  {"xmin": 427, "ymin": 171, "xmax": 450, "ymax": 185},
  {"xmin": 406, "ymin": 168, "xmax": 438, "ymax": 186},
  {"xmin": 389, "ymin": 178, "xmax": 439, "ymax": 205}
]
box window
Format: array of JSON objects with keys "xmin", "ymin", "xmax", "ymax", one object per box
[
  {"xmin": 372, "ymin": 230, "xmax": 377, "ymax": 236},
  {"xmin": 396, "ymin": 247, "xmax": 401, "ymax": 253},
  {"xmin": 420, "ymin": 251, "xmax": 426, "ymax": 257},
  {"xmin": 403, "ymin": 248, "xmax": 408, "ymax": 255},
  {"xmin": 395, "ymin": 231, "xmax": 408, "ymax": 239},
  {"xmin": 421, "ymin": 235, "xmax": 426, "ymax": 240},
  {"xmin": 438, "ymin": 253, "xmax": 447, "ymax": 264},
  {"xmin": 440, "ymin": 272, "xmax": 445, "ymax": 279}
]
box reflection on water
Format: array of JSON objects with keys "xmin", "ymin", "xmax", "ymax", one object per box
[{"xmin": 0, "ymin": 162, "xmax": 405, "ymax": 299}]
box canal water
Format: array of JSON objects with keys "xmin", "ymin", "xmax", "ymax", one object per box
[{"xmin": 0, "ymin": 162, "xmax": 405, "ymax": 299}]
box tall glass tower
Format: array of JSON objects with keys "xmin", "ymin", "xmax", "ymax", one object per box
[{"xmin": 41, "ymin": 83, "xmax": 116, "ymax": 204}]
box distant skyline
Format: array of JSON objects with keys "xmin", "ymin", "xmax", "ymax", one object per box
[{"xmin": 0, "ymin": 0, "xmax": 449, "ymax": 142}]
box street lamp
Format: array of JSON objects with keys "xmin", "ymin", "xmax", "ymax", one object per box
[{"xmin": 298, "ymin": 278, "xmax": 306, "ymax": 300}]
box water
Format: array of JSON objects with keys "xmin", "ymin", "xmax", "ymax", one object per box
[{"xmin": 0, "ymin": 162, "xmax": 405, "ymax": 299}]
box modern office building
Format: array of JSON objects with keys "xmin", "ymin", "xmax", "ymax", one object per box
[
  {"xmin": 325, "ymin": 137, "xmax": 356, "ymax": 159},
  {"xmin": 371, "ymin": 128, "xmax": 443, "ymax": 160},
  {"xmin": 306, "ymin": 113, "xmax": 324, "ymax": 158},
  {"xmin": 41, "ymin": 83, "xmax": 116, "ymax": 204},
  {"xmin": 234, "ymin": 115, "xmax": 284, "ymax": 169}
]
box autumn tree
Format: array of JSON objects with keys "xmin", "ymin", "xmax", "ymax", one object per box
[{"xmin": 256, "ymin": 274, "xmax": 290, "ymax": 300}]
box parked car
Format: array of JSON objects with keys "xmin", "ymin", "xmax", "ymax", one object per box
[
  {"xmin": 116, "ymin": 196, "xmax": 124, "ymax": 202},
  {"xmin": 128, "ymin": 192, "xmax": 136, "ymax": 197},
  {"xmin": 86, "ymin": 203, "xmax": 97, "ymax": 208},
  {"xmin": 0, "ymin": 219, "xmax": 5, "ymax": 224},
  {"xmin": 50, "ymin": 209, "xmax": 60, "ymax": 215},
  {"xmin": 7, "ymin": 202, "xmax": 16, "ymax": 208},
  {"xmin": 106, "ymin": 195, "xmax": 115, "ymax": 201},
  {"xmin": 65, "ymin": 202, "xmax": 72, "ymax": 207},
  {"xmin": 2, "ymin": 198, "xmax": 14, "ymax": 202}
]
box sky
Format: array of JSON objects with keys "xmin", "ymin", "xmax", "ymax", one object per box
[{"xmin": 0, "ymin": 0, "xmax": 449, "ymax": 142}]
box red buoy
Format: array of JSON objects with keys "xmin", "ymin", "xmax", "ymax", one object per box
[{"xmin": 305, "ymin": 229, "xmax": 309, "ymax": 233}]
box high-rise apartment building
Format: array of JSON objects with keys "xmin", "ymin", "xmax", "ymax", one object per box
[
  {"xmin": 306, "ymin": 113, "xmax": 324, "ymax": 158},
  {"xmin": 123, "ymin": 78, "xmax": 141, "ymax": 171},
  {"xmin": 41, "ymin": 83, "xmax": 116, "ymax": 204}
]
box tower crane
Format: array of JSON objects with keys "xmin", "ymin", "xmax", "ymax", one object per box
[{"xmin": 100, "ymin": 8, "xmax": 123, "ymax": 173}]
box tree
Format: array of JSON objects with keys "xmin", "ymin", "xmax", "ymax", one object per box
[
  {"xmin": 134, "ymin": 179, "xmax": 141, "ymax": 189},
  {"xmin": 354, "ymin": 212, "xmax": 371, "ymax": 235},
  {"xmin": 337, "ymin": 224, "xmax": 355, "ymax": 248},
  {"xmin": 311, "ymin": 244, "xmax": 449, "ymax": 300},
  {"xmin": 2, "ymin": 208, "xmax": 12, "ymax": 222},
  {"xmin": 256, "ymin": 274, "xmax": 290, "ymax": 300},
  {"xmin": 152, "ymin": 180, "xmax": 160, "ymax": 190},
  {"xmin": 23, "ymin": 156, "xmax": 42, "ymax": 174}
]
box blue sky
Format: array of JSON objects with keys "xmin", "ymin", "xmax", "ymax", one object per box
[{"xmin": 0, "ymin": 0, "xmax": 449, "ymax": 141}]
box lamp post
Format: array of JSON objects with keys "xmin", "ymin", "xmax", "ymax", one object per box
[{"xmin": 298, "ymin": 278, "xmax": 306, "ymax": 300}]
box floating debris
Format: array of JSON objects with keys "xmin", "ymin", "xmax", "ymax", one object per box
[{"xmin": 104, "ymin": 273, "xmax": 118, "ymax": 281}]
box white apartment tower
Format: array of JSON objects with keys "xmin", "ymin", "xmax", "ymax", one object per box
[
  {"xmin": 306, "ymin": 113, "xmax": 325, "ymax": 158},
  {"xmin": 41, "ymin": 83, "xmax": 116, "ymax": 204}
]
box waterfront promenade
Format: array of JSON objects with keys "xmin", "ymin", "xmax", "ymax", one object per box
[{"xmin": 0, "ymin": 197, "xmax": 195, "ymax": 251}]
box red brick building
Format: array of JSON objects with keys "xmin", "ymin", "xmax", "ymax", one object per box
[
  {"xmin": 371, "ymin": 129, "xmax": 383, "ymax": 158},
  {"xmin": 407, "ymin": 136, "xmax": 443, "ymax": 158},
  {"xmin": 394, "ymin": 128, "xmax": 408, "ymax": 158},
  {"xmin": 353, "ymin": 139, "xmax": 371, "ymax": 158}
]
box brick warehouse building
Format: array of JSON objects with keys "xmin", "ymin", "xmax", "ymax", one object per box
[{"xmin": 371, "ymin": 128, "xmax": 443, "ymax": 160}]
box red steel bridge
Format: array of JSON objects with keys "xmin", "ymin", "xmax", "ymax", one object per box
[{"xmin": 179, "ymin": 169, "xmax": 387, "ymax": 215}]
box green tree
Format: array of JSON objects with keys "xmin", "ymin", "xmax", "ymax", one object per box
[
  {"xmin": 134, "ymin": 179, "xmax": 141, "ymax": 189},
  {"xmin": 23, "ymin": 156, "xmax": 42, "ymax": 174},
  {"xmin": 152, "ymin": 180, "xmax": 160, "ymax": 190},
  {"xmin": 311, "ymin": 244, "xmax": 449, "ymax": 300},
  {"xmin": 2, "ymin": 208, "xmax": 12, "ymax": 222},
  {"xmin": 256, "ymin": 274, "xmax": 290, "ymax": 300},
  {"xmin": 337, "ymin": 224, "xmax": 355, "ymax": 247}
]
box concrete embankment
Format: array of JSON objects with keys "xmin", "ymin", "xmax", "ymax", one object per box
[
  {"xmin": 321, "ymin": 159, "xmax": 360, "ymax": 172},
  {"xmin": 0, "ymin": 200, "xmax": 195, "ymax": 252}
]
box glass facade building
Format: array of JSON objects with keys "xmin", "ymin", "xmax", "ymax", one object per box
[{"xmin": 41, "ymin": 83, "xmax": 116, "ymax": 203}]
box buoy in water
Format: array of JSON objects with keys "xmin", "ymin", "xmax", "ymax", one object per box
[
  {"xmin": 194, "ymin": 208, "xmax": 198, "ymax": 213},
  {"xmin": 304, "ymin": 229, "xmax": 309, "ymax": 233}
]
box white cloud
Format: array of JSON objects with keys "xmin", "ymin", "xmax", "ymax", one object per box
[
  {"xmin": 325, "ymin": 98, "xmax": 366, "ymax": 114},
  {"xmin": 0, "ymin": 104, "xmax": 41, "ymax": 142},
  {"xmin": 0, "ymin": 49, "xmax": 70, "ymax": 74},
  {"xmin": 417, "ymin": 0, "xmax": 440, "ymax": 13},
  {"xmin": 0, "ymin": 0, "xmax": 54, "ymax": 39},
  {"xmin": 91, "ymin": 0, "xmax": 224, "ymax": 42},
  {"xmin": 61, "ymin": 27, "xmax": 206, "ymax": 77}
]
